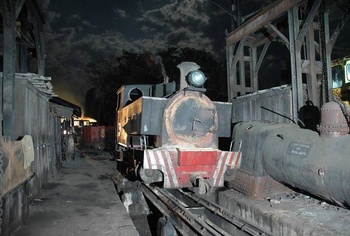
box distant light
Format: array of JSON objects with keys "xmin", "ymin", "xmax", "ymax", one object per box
[
  {"xmin": 187, "ymin": 70, "xmax": 206, "ymax": 87},
  {"xmin": 82, "ymin": 117, "xmax": 97, "ymax": 123},
  {"xmin": 75, "ymin": 116, "xmax": 97, "ymax": 123}
]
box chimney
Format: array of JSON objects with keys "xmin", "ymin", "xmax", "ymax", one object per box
[{"xmin": 177, "ymin": 61, "xmax": 200, "ymax": 90}]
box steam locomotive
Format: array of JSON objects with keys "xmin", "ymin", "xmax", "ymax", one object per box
[{"xmin": 115, "ymin": 62, "xmax": 241, "ymax": 192}]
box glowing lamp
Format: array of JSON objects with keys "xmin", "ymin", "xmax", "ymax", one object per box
[{"xmin": 187, "ymin": 70, "xmax": 207, "ymax": 87}]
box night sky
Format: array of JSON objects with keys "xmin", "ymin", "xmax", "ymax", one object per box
[
  {"xmin": 38, "ymin": 0, "xmax": 247, "ymax": 114},
  {"xmin": 38, "ymin": 0, "xmax": 350, "ymax": 115}
]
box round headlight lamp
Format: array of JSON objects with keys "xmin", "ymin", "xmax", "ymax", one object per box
[{"xmin": 187, "ymin": 70, "xmax": 207, "ymax": 87}]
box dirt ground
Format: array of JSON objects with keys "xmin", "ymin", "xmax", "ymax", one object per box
[{"xmin": 12, "ymin": 148, "xmax": 140, "ymax": 236}]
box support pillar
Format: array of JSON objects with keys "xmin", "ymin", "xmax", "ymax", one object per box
[{"xmin": 2, "ymin": 0, "xmax": 17, "ymax": 139}]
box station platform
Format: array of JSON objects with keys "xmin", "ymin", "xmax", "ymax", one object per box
[{"xmin": 12, "ymin": 148, "xmax": 139, "ymax": 236}]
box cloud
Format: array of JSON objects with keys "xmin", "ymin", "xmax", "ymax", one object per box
[
  {"xmin": 67, "ymin": 14, "xmax": 81, "ymax": 22},
  {"xmin": 41, "ymin": 0, "xmax": 228, "ymax": 109},
  {"xmin": 44, "ymin": 0, "xmax": 220, "ymax": 65},
  {"xmin": 141, "ymin": 0, "xmax": 210, "ymax": 30},
  {"xmin": 37, "ymin": 0, "xmax": 51, "ymax": 10},
  {"xmin": 45, "ymin": 27, "xmax": 90, "ymax": 103},
  {"xmin": 46, "ymin": 27, "xmax": 140, "ymax": 104},
  {"xmin": 82, "ymin": 20, "xmax": 97, "ymax": 28},
  {"xmin": 165, "ymin": 27, "xmax": 213, "ymax": 52},
  {"xmin": 46, "ymin": 11, "xmax": 61, "ymax": 23},
  {"xmin": 114, "ymin": 8, "xmax": 127, "ymax": 18},
  {"xmin": 136, "ymin": 0, "xmax": 215, "ymax": 54}
]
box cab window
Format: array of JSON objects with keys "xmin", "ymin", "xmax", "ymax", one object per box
[
  {"xmin": 332, "ymin": 65, "xmax": 343, "ymax": 88},
  {"xmin": 346, "ymin": 62, "xmax": 350, "ymax": 83}
]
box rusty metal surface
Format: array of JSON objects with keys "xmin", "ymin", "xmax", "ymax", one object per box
[
  {"xmin": 225, "ymin": 169, "xmax": 290, "ymax": 199},
  {"xmin": 116, "ymin": 84, "xmax": 152, "ymax": 109},
  {"xmin": 213, "ymin": 101, "xmax": 232, "ymax": 137},
  {"xmin": 263, "ymin": 125, "xmax": 350, "ymax": 208},
  {"xmin": 218, "ymin": 189, "xmax": 350, "ymax": 235},
  {"xmin": 232, "ymin": 121, "xmax": 350, "ymax": 208},
  {"xmin": 231, "ymin": 85, "xmax": 298, "ymax": 124},
  {"xmin": 117, "ymin": 89, "xmax": 229, "ymax": 148},
  {"xmin": 231, "ymin": 121, "xmax": 295, "ymax": 177},
  {"xmin": 226, "ymin": 0, "xmax": 304, "ymax": 46},
  {"xmin": 82, "ymin": 126, "xmax": 114, "ymax": 150},
  {"xmin": 140, "ymin": 184, "xmax": 271, "ymax": 235},
  {"xmin": 2, "ymin": 74, "xmax": 64, "ymax": 235},
  {"xmin": 117, "ymin": 96, "xmax": 167, "ymax": 147},
  {"xmin": 318, "ymin": 101, "xmax": 350, "ymax": 137},
  {"xmin": 1, "ymin": 136, "xmax": 34, "ymax": 195},
  {"xmin": 144, "ymin": 148, "xmax": 241, "ymax": 188},
  {"xmin": 162, "ymin": 91, "xmax": 218, "ymax": 148},
  {"xmin": 15, "ymin": 76, "xmax": 62, "ymax": 196}
]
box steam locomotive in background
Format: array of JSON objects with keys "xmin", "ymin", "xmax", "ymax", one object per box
[{"xmin": 115, "ymin": 62, "xmax": 241, "ymax": 192}]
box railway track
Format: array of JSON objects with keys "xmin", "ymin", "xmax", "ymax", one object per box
[{"xmin": 140, "ymin": 184, "xmax": 271, "ymax": 236}]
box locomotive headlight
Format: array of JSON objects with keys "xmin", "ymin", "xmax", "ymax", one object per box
[{"xmin": 187, "ymin": 70, "xmax": 207, "ymax": 87}]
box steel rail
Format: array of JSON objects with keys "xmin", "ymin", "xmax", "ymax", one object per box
[
  {"xmin": 178, "ymin": 189, "xmax": 270, "ymax": 236},
  {"xmin": 140, "ymin": 183, "xmax": 271, "ymax": 236},
  {"xmin": 141, "ymin": 184, "xmax": 224, "ymax": 236}
]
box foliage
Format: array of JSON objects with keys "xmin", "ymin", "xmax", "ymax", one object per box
[
  {"xmin": 84, "ymin": 51, "xmax": 163, "ymax": 124},
  {"xmin": 85, "ymin": 51, "xmax": 163, "ymax": 100},
  {"xmin": 84, "ymin": 48, "xmax": 227, "ymax": 125}
]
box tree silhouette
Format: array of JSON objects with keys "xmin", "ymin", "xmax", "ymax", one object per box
[
  {"xmin": 84, "ymin": 48, "xmax": 227, "ymax": 125},
  {"xmin": 84, "ymin": 50, "xmax": 163, "ymax": 124}
]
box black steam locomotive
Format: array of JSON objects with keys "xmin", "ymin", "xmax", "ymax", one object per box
[{"xmin": 115, "ymin": 62, "xmax": 241, "ymax": 192}]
